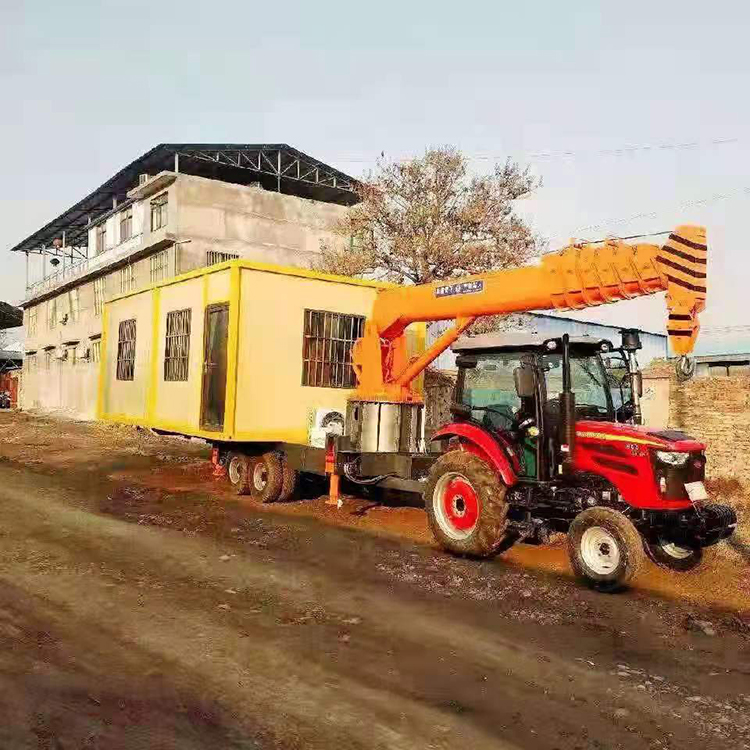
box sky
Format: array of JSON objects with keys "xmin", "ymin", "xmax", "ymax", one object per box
[{"xmin": 2, "ymin": 0, "xmax": 748, "ymax": 355}]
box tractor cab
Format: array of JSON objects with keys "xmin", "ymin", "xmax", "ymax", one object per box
[{"xmin": 450, "ymin": 330, "xmax": 640, "ymax": 481}]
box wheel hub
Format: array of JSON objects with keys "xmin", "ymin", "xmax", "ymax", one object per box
[
  {"xmin": 253, "ymin": 462, "xmax": 268, "ymax": 491},
  {"xmin": 228, "ymin": 457, "xmax": 241, "ymax": 485},
  {"xmin": 434, "ymin": 472, "xmax": 479, "ymax": 540},
  {"xmin": 580, "ymin": 526, "xmax": 621, "ymax": 575}
]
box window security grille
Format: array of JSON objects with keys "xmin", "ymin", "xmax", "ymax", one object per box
[
  {"xmin": 116, "ymin": 319, "xmax": 137, "ymax": 381},
  {"xmin": 164, "ymin": 309, "xmax": 191, "ymax": 381},
  {"xmin": 120, "ymin": 265, "xmax": 135, "ymax": 294},
  {"xmin": 150, "ymin": 193, "xmax": 168, "ymax": 231},
  {"xmin": 120, "ymin": 206, "xmax": 133, "ymax": 242},
  {"xmin": 150, "ymin": 250, "xmax": 169, "ymax": 282},
  {"xmin": 94, "ymin": 277, "xmax": 107, "ymax": 316},
  {"xmin": 90, "ymin": 339, "xmax": 101, "ymax": 364},
  {"xmin": 302, "ymin": 309, "xmax": 364, "ymax": 388},
  {"xmin": 206, "ymin": 250, "xmax": 239, "ymax": 266}
]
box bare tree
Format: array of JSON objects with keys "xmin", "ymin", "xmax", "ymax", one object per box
[{"xmin": 318, "ymin": 146, "xmax": 542, "ymax": 285}]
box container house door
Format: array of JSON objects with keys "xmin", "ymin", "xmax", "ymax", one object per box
[{"xmin": 200, "ymin": 303, "xmax": 229, "ymax": 431}]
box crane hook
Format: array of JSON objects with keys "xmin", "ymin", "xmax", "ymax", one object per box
[{"xmin": 675, "ymin": 355, "xmax": 696, "ymax": 382}]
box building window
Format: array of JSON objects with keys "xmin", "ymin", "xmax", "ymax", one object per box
[
  {"xmin": 206, "ymin": 250, "xmax": 239, "ymax": 266},
  {"xmin": 120, "ymin": 206, "xmax": 133, "ymax": 242},
  {"xmin": 96, "ymin": 223, "xmax": 107, "ymax": 255},
  {"xmin": 150, "ymin": 250, "xmax": 169, "ymax": 283},
  {"xmin": 119, "ymin": 265, "xmax": 135, "ymax": 294},
  {"xmin": 47, "ymin": 298, "xmax": 57, "ymax": 329},
  {"xmin": 150, "ymin": 193, "xmax": 168, "ymax": 231},
  {"xmin": 67, "ymin": 345, "xmax": 78, "ymax": 366},
  {"xmin": 302, "ymin": 309, "xmax": 365, "ymax": 388},
  {"xmin": 25, "ymin": 354, "xmax": 37, "ymax": 372},
  {"xmin": 90, "ymin": 338, "xmax": 101, "ymax": 364},
  {"xmin": 44, "ymin": 349, "xmax": 54, "ymax": 370},
  {"xmin": 68, "ymin": 288, "xmax": 80, "ymax": 323},
  {"xmin": 27, "ymin": 307, "xmax": 37, "ymax": 336},
  {"xmin": 164, "ymin": 309, "xmax": 191, "ymax": 381},
  {"xmin": 116, "ymin": 319, "xmax": 137, "ymax": 381},
  {"xmin": 94, "ymin": 277, "xmax": 107, "ymax": 317}
]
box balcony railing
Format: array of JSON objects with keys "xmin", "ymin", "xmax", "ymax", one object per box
[{"xmin": 23, "ymin": 233, "xmax": 145, "ymax": 303}]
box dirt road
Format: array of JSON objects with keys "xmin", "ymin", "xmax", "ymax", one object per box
[{"xmin": 1, "ymin": 412, "xmax": 749, "ymax": 749}]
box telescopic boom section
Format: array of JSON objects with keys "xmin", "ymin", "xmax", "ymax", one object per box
[{"xmin": 351, "ymin": 224, "xmax": 707, "ymax": 403}]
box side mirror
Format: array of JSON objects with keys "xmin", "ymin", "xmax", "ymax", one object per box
[{"xmin": 514, "ymin": 366, "xmax": 536, "ymax": 398}]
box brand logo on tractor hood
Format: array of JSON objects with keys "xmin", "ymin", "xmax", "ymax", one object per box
[{"xmin": 435, "ymin": 280, "xmax": 484, "ymax": 298}]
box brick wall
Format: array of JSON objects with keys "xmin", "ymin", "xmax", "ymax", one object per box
[{"xmin": 669, "ymin": 371, "xmax": 750, "ymax": 485}]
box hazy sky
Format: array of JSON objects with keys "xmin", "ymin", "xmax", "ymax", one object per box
[{"xmin": 2, "ymin": 1, "xmax": 748, "ymax": 353}]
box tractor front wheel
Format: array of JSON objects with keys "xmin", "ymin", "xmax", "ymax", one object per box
[
  {"xmin": 568, "ymin": 507, "xmax": 644, "ymax": 592},
  {"xmin": 424, "ymin": 450, "xmax": 508, "ymax": 558}
]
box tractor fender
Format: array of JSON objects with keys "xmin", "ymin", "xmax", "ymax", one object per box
[{"xmin": 431, "ymin": 423, "xmax": 519, "ymax": 487}]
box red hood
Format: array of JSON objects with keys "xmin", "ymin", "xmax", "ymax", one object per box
[{"xmin": 576, "ymin": 420, "xmax": 705, "ymax": 452}]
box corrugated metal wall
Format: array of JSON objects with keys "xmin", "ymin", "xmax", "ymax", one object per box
[{"xmin": 428, "ymin": 312, "xmax": 668, "ymax": 371}]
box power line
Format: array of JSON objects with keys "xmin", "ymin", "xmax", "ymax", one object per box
[{"xmin": 331, "ymin": 137, "xmax": 740, "ymax": 165}]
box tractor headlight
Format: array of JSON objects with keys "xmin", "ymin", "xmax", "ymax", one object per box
[{"xmin": 655, "ymin": 450, "xmax": 690, "ymax": 466}]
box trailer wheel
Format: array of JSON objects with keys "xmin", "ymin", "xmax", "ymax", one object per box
[
  {"xmin": 644, "ymin": 539, "xmax": 704, "ymax": 572},
  {"xmin": 568, "ymin": 507, "xmax": 644, "ymax": 592},
  {"xmin": 249, "ymin": 452, "xmax": 284, "ymax": 503},
  {"xmin": 277, "ymin": 453, "xmax": 299, "ymax": 502},
  {"xmin": 424, "ymin": 451, "xmax": 508, "ymax": 558},
  {"xmin": 227, "ymin": 452, "xmax": 252, "ymax": 495}
]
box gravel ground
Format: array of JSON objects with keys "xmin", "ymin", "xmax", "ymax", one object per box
[{"xmin": 0, "ymin": 410, "xmax": 748, "ymax": 749}]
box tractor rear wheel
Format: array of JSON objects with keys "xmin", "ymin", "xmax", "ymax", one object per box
[
  {"xmin": 568, "ymin": 507, "xmax": 644, "ymax": 592},
  {"xmin": 644, "ymin": 539, "xmax": 704, "ymax": 572},
  {"xmin": 249, "ymin": 452, "xmax": 284, "ymax": 503},
  {"xmin": 424, "ymin": 450, "xmax": 508, "ymax": 558}
]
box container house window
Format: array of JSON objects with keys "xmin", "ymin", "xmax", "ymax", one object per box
[
  {"xmin": 119, "ymin": 265, "xmax": 135, "ymax": 294},
  {"xmin": 164, "ymin": 309, "xmax": 191, "ymax": 381},
  {"xmin": 116, "ymin": 319, "xmax": 137, "ymax": 381},
  {"xmin": 150, "ymin": 193, "xmax": 168, "ymax": 231},
  {"xmin": 120, "ymin": 206, "xmax": 133, "ymax": 242},
  {"xmin": 94, "ymin": 277, "xmax": 107, "ymax": 316},
  {"xmin": 150, "ymin": 250, "xmax": 169, "ymax": 282},
  {"xmin": 96, "ymin": 223, "xmax": 107, "ymax": 255},
  {"xmin": 206, "ymin": 250, "xmax": 239, "ymax": 266},
  {"xmin": 302, "ymin": 309, "xmax": 365, "ymax": 388}
]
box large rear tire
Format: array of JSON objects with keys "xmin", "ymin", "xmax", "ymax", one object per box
[
  {"xmin": 227, "ymin": 452, "xmax": 252, "ymax": 496},
  {"xmin": 277, "ymin": 454, "xmax": 299, "ymax": 502},
  {"xmin": 644, "ymin": 539, "xmax": 704, "ymax": 572},
  {"xmin": 424, "ymin": 451, "xmax": 508, "ymax": 558},
  {"xmin": 568, "ymin": 507, "xmax": 644, "ymax": 592},
  {"xmin": 249, "ymin": 452, "xmax": 284, "ymax": 503}
]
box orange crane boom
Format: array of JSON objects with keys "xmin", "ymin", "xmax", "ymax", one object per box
[{"xmin": 352, "ymin": 225, "xmax": 707, "ymax": 402}]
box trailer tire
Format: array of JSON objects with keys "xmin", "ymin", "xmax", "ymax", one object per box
[
  {"xmin": 568, "ymin": 507, "xmax": 644, "ymax": 592},
  {"xmin": 249, "ymin": 452, "xmax": 284, "ymax": 503},
  {"xmin": 277, "ymin": 454, "xmax": 299, "ymax": 502},
  {"xmin": 644, "ymin": 539, "xmax": 704, "ymax": 572},
  {"xmin": 424, "ymin": 451, "xmax": 508, "ymax": 558},
  {"xmin": 227, "ymin": 452, "xmax": 252, "ymax": 495}
]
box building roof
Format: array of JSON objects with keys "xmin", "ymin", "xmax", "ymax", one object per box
[{"xmin": 9, "ymin": 144, "xmax": 359, "ymax": 256}]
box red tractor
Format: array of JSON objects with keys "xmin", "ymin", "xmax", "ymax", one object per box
[{"xmin": 424, "ymin": 330, "xmax": 736, "ymax": 591}]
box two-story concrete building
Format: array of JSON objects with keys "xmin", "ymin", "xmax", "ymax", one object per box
[{"xmin": 12, "ymin": 144, "xmax": 358, "ymax": 419}]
